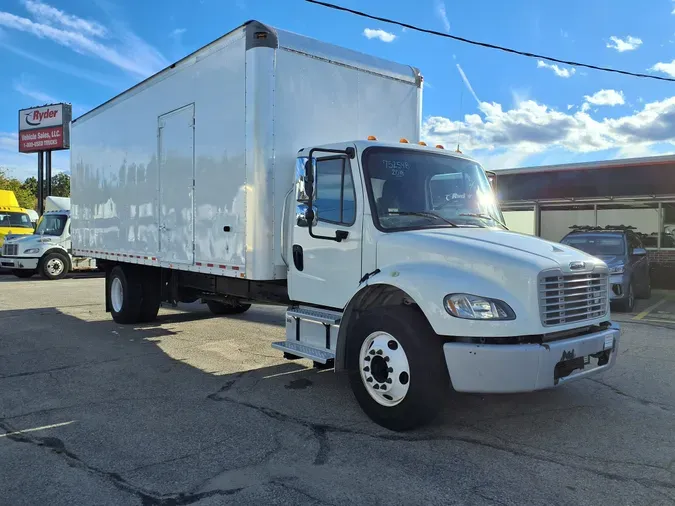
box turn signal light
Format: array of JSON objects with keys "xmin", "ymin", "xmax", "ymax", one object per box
[
  {"xmin": 400, "ymin": 138, "xmax": 409, "ymax": 143},
  {"xmin": 418, "ymin": 141, "xmax": 427, "ymax": 146},
  {"xmin": 367, "ymin": 135, "xmax": 377, "ymax": 141},
  {"xmin": 436, "ymin": 144, "xmax": 445, "ymax": 149}
]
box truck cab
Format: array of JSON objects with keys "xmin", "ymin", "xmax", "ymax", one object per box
[
  {"xmin": 2, "ymin": 197, "xmax": 96, "ymax": 279},
  {"xmin": 276, "ymin": 138, "xmax": 620, "ymax": 429},
  {"xmin": 0, "ymin": 190, "xmax": 34, "ymax": 254}
]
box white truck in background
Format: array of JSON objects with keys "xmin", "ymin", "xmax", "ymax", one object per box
[
  {"xmin": 2, "ymin": 196, "xmax": 96, "ymax": 279},
  {"xmin": 70, "ymin": 21, "xmax": 620, "ymax": 430}
]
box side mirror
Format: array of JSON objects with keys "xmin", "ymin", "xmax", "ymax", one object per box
[
  {"xmin": 633, "ymin": 247, "xmax": 647, "ymax": 256},
  {"xmin": 296, "ymin": 204, "xmax": 317, "ymax": 228},
  {"xmin": 304, "ymin": 159, "xmax": 315, "ymax": 199}
]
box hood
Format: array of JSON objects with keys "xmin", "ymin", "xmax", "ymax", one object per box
[
  {"xmin": 0, "ymin": 228, "xmax": 33, "ymax": 246},
  {"xmin": 593, "ymin": 255, "xmax": 623, "ymax": 266},
  {"xmin": 377, "ymin": 227, "xmax": 606, "ymax": 273}
]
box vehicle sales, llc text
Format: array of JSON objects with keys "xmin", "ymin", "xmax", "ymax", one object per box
[{"xmin": 20, "ymin": 129, "xmax": 62, "ymax": 149}]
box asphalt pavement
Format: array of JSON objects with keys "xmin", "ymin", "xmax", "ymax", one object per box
[{"xmin": 1, "ymin": 276, "xmax": 674, "ymax": 505}]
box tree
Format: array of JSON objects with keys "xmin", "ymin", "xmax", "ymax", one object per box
[{"xmin": 51, "ymin": 172, "xmax": 70, "ymax": 197}]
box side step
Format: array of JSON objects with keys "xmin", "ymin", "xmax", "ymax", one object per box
[
  {"xmin": 271, "ymin": 341, "xmax": 336, "ymax": 364},
  {"xmin": 287, "ymin": 307, "xmax": 341, "ymax": 325}
]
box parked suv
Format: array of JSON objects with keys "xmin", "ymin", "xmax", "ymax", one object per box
[{"xmin": 560, "ymin": 227, "xmax": 651, "ymax": 312}]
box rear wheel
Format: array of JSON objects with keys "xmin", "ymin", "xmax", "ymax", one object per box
[
  {"xmin": 109, "ymin": 266, "xmax": 142, "ymax": 324},
  {"xmin": 206, "ymin": 299, "xmax": 251, "ymax": 315},
  {"xmin": 39, "ymin": 252, "xmax": 69, "ymax": 280},
  {"xmin": 12, "ymin": 269, "xmax": 35, "ymax": 279},
  {"xmin": 346, "ymin": 306, "xmax": 449, "ymax": 431},
  {"xmin": 138, "ymin": 272, "xmax": 162, "ymax": 323}
]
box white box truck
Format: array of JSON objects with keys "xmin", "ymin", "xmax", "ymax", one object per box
[
  {"xmin": 2, "ymin": 196, "xmax": 97, "ymax": 279},
  {"xmin": 71, "ymin": 21, "xmax": 620, "ymax": 430}
]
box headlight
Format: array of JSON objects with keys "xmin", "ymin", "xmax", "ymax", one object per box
[
  {"xmin": 23, "ymin": 248, "xmax": 40, "ymax": 254},
  {"xmin": 609, "ymin": 265, "xmax": 625, "ymax": 274},
  {"xmin": 444, "ymin": 293, "xmax": 515, "ymax": 320}
]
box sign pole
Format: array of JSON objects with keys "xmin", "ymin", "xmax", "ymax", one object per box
[
  {"xmin": 46, "ymin": 150, "xmax": 52, "ymax": 197},
  {"xmin": 37, "ymin": 151, "xmax": 44, "ymax": 216}
]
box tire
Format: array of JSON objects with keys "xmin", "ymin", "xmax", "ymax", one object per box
[
  {"xmin": 138, "ymin": 272, "xmax": 162, "ymax": 323},
  {"xmin": 206, "ymin": 299, "xmax": 251, "ymax": 315},
  {"xmin": 346, "ymin": 305, "xmax": 449, "ymax": 431},
  {"xmin": 12, "ymin": 269, "xmax": 35, "ymax": 279},
  {"xmin": 615, "ymin": 281, "xmax": 635, "ymax": 312},
  {"xmin": 39, "ymin": 252, "xmax": 69, "ymax": 280},
  {"xmin": 109, "ymin": 266, "xmax": 142, "ymax": 324}
]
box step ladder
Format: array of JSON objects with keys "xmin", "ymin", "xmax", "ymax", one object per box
[{"xmin": 271, "ymin": 306, "xmax": 342, "ymax": 365}]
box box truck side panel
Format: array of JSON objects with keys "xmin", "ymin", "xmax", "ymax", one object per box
[
  {"xmin": 72, "ymin": 32, "xmax": 247, "ymax": 272},
  {"xmin": 269, "ymin": 46, "xmax": 421, "ymax": 275}
]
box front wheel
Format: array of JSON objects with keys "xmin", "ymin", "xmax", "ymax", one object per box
[
  {"xmin": 346, "ymin": 306, "xmax": 449, "ymax": 431},
  {"xmin": 615, "ymin": 281, "xmax": 635, "ymax": 312},
  {"xmin": 12, "ymin": 269, "xmax": 35, "ymax": 279},
  {"xmin": 39, "ymin": 252, "xmax": 69, "ymax": 280}
]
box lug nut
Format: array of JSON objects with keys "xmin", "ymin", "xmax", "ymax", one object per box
[
  {"xmin": 381, "ymin": 385, "xmax": 387, "ymax": 391},
  {"xmin": 364, "ymin": 356, "xmax": 371, "ymax": 362},
  {"xmin": 384, "ymin": 356, "xmax": 390, "ymax": 362},
  {"xmin": 366, "ymin": 377, "xmax": 373, "ymax": 383},
  {"xmin": 376, "ymin": 350, "xmax": 383, "ymax": 355},
  {"xmin": 388, "ymin": 367, "xmax": 393, "ymax": 373},
  {"xmin": 369, "ymin": 350, "xmax": 375, "ymax": 356},
  {"xmin": 363, "ymin": 366, "xmax": 370, "ymax": 372},
  {"xmin": 386, "ymin": 378, "xmax": 392, "ymax": 384},
  {"xmin": 373, "ymin": 384, "xmax": 380, "ymax": 390}
]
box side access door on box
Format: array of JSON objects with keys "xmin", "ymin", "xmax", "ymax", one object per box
[{"xmin": 158, "ymin": 104, "xmax": 195, "ymax": 266}]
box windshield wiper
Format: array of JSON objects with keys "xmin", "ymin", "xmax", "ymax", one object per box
[
  {"xmin": 459, "ymin": 213, "xmax": 508, "ymax": 229},
  {"xmin": 387, "ymin": 211, "xmax": 458, "ymax": 227}
]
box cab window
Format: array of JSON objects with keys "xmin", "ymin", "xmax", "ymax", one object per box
[{"xmin": 314, "ymin": 157, "xmax": 356, "ymax": 225}]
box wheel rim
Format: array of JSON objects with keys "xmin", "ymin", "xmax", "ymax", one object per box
[
  {"xmin": 359, "ymin": 331, "xmax": 411, "ymax": 407},
  {"xmin": 46, "ymin": 258, "xmax": 64, "ymax": 276},
  {"xmin": 111, "ymin": 277, "xmax": 124, "ymax": 313}
]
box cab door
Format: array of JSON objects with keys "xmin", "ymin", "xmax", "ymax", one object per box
[{"xmin": 288, "ymin": 149, "xmax": 363, "ymax": 309}]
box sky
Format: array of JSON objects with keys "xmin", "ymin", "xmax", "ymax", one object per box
[{"xmin": 2, "ymin": 0, "xmax": 675, "ymax": 180}]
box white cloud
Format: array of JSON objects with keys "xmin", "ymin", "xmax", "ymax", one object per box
[
  {"xmin": 560, "ymin": 29, "xmax": 569, "ymax": 38},
  {"xmin": 606, "ymin": 35, "xmax": 643, "ymax": 52},
  {"xmin": 581, "ymin": 102, "xmax": 591, "ymax": 112},
  {"xmin": 21, "ymin": 0, "xmax": 106, "ymax": 37},
  {"xmin": 536, "ymin": 60, "xmax": 576, "ymax": 78},
  {"xmin": 13, "ymin": 82, "xmax": 58, "ymax": 104},
  {"xmin": 421, "ymin": 94, "xmax": 675, "ymax": 168},
  {"xmin": 170, "ymin": 27, "xmax": 186, "ymax": 39},
  {"xmin": 651, "ymin": 59, "xmax": 675, "ymax": 78},
  {"xmin": 0, "ymin": 41, "xmax": 120, "ymax": 88},
  {"xmin": 584, "ymin": 89, "xmax": 625, "ymax": 107},
  {"xmin": 435, "ymin": 0, "xmax": 450, "ymax": 33},
  {"xmin": 362, "ymin": 28, "xmax": 396, "ymax": 43},
  {"xmin": 456, "ymin": 64, "xmax": 480, "ymax": 105},
  {"xmin": 0, "ymin": 2, "xmax": 167, "ymax": 78},
  {"xmin": 567, "ymin": 104, "xmax": 574, "ymax": 110}
]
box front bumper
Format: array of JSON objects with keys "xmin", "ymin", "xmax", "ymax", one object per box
[
  {"xmin": 0, "ymin": 256, "xmax": 39, "ymax": 270},
  {"xmin": 443, "ymin": 323, "xmax": 620, "ymax": 393}
]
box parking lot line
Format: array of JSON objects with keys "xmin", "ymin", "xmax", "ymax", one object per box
[
  {"xmin": 0, "ymin": 421, "xmax": 75, "ymax": 438},
  {"xmin": 633, "ymin": 299, "xmax": 668, "ymax": 321}
]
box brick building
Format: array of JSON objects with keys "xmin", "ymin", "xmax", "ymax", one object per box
[{"xmin": 494, "ymin": 155, "xmax": 675, "ymax": 288}]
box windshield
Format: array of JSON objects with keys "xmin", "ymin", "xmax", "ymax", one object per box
[
  {"xmin": 35, "ymin": 214, "xmax": 67, "ymax": 236},
  {"xmin": 363, "ymin": 147, "xmax": 504, "ymax": 230},
  {"xmin": 562, "ymin": 235, "xmax": 625, "ymax": 256},
  {"xmin": 0, "ymin": 211, "xmax": 33, "ymax": 229}
]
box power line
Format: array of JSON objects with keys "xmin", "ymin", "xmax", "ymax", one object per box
[{"xmin": 306, "ymin": 0, "xmax": 675, "ymax": 83}]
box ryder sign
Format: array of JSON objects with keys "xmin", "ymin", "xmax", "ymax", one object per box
[{"xmin": 18, "ymin": 103, "xmax": 72, "ymax": 153}]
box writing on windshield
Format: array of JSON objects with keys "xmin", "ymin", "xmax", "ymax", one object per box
[{"xmin": 363, "ymin": 147, "xmax": 503, "ymax": 231}]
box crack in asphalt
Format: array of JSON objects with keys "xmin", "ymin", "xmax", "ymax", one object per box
[
  {"xmin": 209, "ymin": 394, "xmax": 675, "ymax": 495},
  {"xmin": 586, "ymin": 377, "xmax": 673, "ymax": 412},
  {"xmin": 0, "ymin": 418, "xmax": 251, "ymax": 505},
  {"xmin": 0, "ymin": 352, "xmax": 160, "ymax": 381}
]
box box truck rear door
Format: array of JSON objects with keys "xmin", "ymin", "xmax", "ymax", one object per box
[{"xmin": 158, "ymin": 104, "xmax": 195, "ymax": 265}]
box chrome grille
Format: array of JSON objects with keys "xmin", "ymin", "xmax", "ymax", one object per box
[
  {"xmin": 539, "ymin": 270, "xmax": 608, "ymax": 326},
  {"xmin": 3, "ymin": 243, "xmax": 18, "ymax": 256}
]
